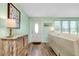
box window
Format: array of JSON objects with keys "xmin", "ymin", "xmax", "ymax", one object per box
[
  {"xmin": 35, "ymin": 23, "xmax": 39, "ymax": 34},
  {"xmin": 54, "ymin": 20, "xmax": 78, "ymax": 35},
  {"xmin": 54, "ymin": 21, "xmax": 61, "ymax": 32},
  {"xmin": 78, "ymin": 21, "xmax": 79, "ymax": 35},
  {"xmin": 70, "ymin": 21, "xmax": 77, "ymax": 35},
  {"xmin": 62, "ymin": 21, "xmax": 69, "ymax": 33}
]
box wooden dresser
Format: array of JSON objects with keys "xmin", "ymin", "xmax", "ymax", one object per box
[{"xmin": 0, "ymin": 35, "xmax": 28, "ymax": 56}]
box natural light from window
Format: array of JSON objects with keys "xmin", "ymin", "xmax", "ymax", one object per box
[{"xmin": 35, "ymin": 23, "xmax": 39, "ymax": 34}]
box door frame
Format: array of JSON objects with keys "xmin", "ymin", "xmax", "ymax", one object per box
[{"xmin": 30, "ymin": 19, "xmax": 43, "ymax": 42}]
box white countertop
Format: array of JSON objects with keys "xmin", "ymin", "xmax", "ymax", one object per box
[
  {"xmin": 0, "ymin": 34, "xmax": 28, "ymax": 40},
  {"xmin": 49, "ymin": 31, "xmax": 79, "ymax": 41}
]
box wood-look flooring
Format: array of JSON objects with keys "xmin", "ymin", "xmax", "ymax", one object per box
[{"xmin": 27, "ymin": 43, "xmax": 56, "ymax": 56}]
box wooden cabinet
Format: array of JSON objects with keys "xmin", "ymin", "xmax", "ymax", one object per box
[{"xmin": 0, "ymin": 35, "xmax": 28, "ymax": 56}]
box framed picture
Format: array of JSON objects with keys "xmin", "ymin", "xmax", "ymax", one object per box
[
  {"xmin": 44, "ymin": 23, "xmax": 52, "ymax": 27},
  {"xmin": 7, "ymin": 3, "xmax": 21, "ymax": 29}
]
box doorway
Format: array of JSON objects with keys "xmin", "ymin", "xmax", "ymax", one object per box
[{"xmin": 30, "ymin": 20, "xmax": 42, "ymax": 42}]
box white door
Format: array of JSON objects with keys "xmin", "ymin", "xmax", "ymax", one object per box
[{"xmin": 31, "ymin": 20, "xmax": 42, "ymax": 42}]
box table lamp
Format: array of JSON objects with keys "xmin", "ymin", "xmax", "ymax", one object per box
[{"xmin": 6, "ymin": 19, "xmax": 16, "ymax": 37}]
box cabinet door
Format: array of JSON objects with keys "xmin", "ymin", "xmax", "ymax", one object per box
[
  {"xmin": 24, "ymin": 36, "xmax": 28, "ymax": 47},
  {"xmin": 8, "ymin": 41, "xmax": 14, "ymax": 56},
  {"xmin": 0, "ymin": 40, "xmax": 3, "ymax": 56}
]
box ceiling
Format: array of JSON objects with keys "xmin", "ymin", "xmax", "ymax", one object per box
[{"xmin": 18, "ymin": 3, "xmax": 79, "ymax": 17}]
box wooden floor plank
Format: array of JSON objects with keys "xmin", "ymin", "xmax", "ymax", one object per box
[{"xmin": 27, "ymin": 43, "xmax": 56, "ymax": 56}]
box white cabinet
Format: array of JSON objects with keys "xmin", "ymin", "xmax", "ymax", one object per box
[{"xmin": 48, "ymin": 32, "xmax": 79, "ymax": 56}]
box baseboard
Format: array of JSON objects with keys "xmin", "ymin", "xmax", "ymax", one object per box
[
  {"xmin": 42, "ymin": 41, "xmax": 48, "ymax": 43},
  {"xmin": 28, "ymin": 41, "xmax": 48, "ymax": 44}
]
